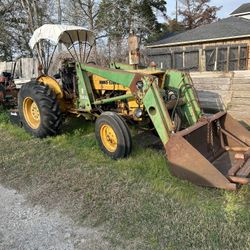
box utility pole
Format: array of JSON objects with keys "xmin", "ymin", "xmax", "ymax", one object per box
[
  {"xmin": 58, "ymin": 0, "xmax": 62, "ymax": 51},
  {"xmin": 58, "ymin": 0, "xmax": 62, "ymax": 24},
  {"xmin": 176, "ymin": 0, "xmax": 178, "ymax": 22}
]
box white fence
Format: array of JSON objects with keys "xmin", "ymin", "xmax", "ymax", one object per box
[{"xmin": 0, "ymin": 58, "xmax": 38, "ymax": 80}]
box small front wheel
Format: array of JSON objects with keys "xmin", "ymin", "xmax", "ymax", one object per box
[{"xmin": 95, "ymin": 112, "xmax": 132, "ymax": 159}]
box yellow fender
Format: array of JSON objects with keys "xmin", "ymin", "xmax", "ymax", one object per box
[
  {"xmin": 37, "ymin": 75, "xmax": 64, "ymax": 99},
  {"xmin": 37, "ymin": 75, "xmax": 71, "ymax": 112}
]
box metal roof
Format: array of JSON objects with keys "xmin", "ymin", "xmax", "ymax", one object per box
[
  {"xmin": 147, "ymin": 17, "xmax": 250, "ymax": 48},
  {"xmin": 231, "ymin": 3, "xmax": 250, "ymax": 16}
]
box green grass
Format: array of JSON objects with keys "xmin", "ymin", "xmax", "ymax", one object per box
[{"xmin": 0, "ymin": 110, "xmax": 250, "ymax": 249}]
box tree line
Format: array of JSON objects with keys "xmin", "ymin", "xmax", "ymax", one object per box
[{"xmin": 0, "ymin": 0, "xmax": 221, "ymax": 63}]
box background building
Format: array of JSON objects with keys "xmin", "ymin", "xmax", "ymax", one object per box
[
  {"xmin": 147, "ymin": 3, "xmax": 250, "ymax": 72},
  {"xmin": 147, "ymin": 3, "xmax": 250, "ymax": 124}
]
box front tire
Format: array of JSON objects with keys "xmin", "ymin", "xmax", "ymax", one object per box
[
  {"xmin": 95, "ymin": 112, "xmax": 132, "ymax": 159},
  {"xmin": 18, "ymin": 82, "xmax": 62, "ymax": 138}
]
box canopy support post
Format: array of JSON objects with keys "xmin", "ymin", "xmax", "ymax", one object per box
[{"xmin": 66, "ymin": 31, "xmax": 80, "ymax": 62}]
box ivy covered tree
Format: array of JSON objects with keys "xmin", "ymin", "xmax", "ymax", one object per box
[
  {"xmin": 96, "ymin": 0, "xmax": 166, "ymax": 60},
  {"xmin": 97, "ymin": 0, "xmax": 166, "ymax": 39}
]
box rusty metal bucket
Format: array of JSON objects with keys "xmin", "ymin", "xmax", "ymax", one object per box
[{"xmin": 165, "ymin": 112, "xmax": 250, "ymax": 190}]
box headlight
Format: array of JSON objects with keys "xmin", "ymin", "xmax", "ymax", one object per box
[
  {"xmin": 134, "ymin": 108, "xmax": 143, "ymax": 118},
  {"xmin": 136, "ymin": 81, "xmax": 143, "ymax": 90}
]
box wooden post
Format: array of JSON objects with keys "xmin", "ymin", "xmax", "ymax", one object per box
[
  {"xmin": 214, "ymin": 47, "xmax": 218, "ymax": 71},
  {"xmin": 226, "ymin": 46, "xmax": 230, "ymax": 72},
  {"xmin": 182, "ymin": 51, "xmax": 185, "ymax": 70},
  {"xmin": 128, "ymin": 32, "xmax": 140, "ymax": 68},
  {"xmin": 199, "ymin": 48, "xmax": 205, "ymax": 72},
  {"xmin": 237, "ymin": 46, "xmax": 240, "ymax": 70}
]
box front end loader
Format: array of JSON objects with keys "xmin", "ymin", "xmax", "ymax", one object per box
[{"xmin": 15, "ymin": 24, "xmax": 250, "ymax": 190}]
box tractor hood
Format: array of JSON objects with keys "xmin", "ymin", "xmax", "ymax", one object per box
[{"xmin": 29, "ymin": 24, "xmax": 95, "ymax": 49}]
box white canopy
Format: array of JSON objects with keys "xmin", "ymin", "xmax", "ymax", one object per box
[{"xmin": 29, "ymin": 24, "xmax": 95, "ymax": 49}]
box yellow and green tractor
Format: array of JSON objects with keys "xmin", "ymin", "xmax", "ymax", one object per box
[{"xmin": 12, "ymin": 24, "xmax": 250, "ymax": 190}]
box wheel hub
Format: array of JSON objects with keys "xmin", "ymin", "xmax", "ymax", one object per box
[
  {"xmin": 31, "ymin": 102, "xmax": 40, "ymax": 120},
  {"xmin": 23, "ymin": 97, "xmax": 41, "ymax": 129},
  {"xmin": 100, "ymin": 124, "xmax": 118, "ymax": 152}
]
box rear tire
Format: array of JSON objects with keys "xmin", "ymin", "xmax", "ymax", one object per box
[
  {"xmin": 18, "ymin": 81, "xmax": 62, "ymax": 138},
  {"xmin": 95, "ymin": 112, "xmax": 132, "ymax": 159}
]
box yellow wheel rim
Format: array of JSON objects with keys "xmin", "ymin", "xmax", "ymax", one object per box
[
  {"xmin": 23, "ymin": 97, "xmax": 41, "ymax": 129},
  {"xmin": 100, "ymin": 124, "xmax": 118, "ymax": 152}
]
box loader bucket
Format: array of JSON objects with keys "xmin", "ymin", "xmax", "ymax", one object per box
[{"xmin": 165, "ymin": 112, "xmax": 250, "ymax": 190}]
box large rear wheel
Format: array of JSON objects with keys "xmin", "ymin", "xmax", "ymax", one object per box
[
  {"xmin": 95, "ymin": 112, "xmax": 132, "ymax": 159},
  {"xmin": 18, "ymin": 81, "xmax": 62, "ymax": 138}
]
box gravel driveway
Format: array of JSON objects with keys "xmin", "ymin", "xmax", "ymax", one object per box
[{"xmin": 0, "ymin": 185, "xmax": 109, "ymax": 250}]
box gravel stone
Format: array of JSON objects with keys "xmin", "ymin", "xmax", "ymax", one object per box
[{"xmin": 0, "ymin": 185, "xmax": 110, "ymax": 250}]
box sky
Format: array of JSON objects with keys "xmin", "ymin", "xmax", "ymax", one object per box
[{"xmin": 167, "ymin": 0, "xmax": 250, "ymax": 19}]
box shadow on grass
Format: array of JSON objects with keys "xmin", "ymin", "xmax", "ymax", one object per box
[
  {"xmin": 61, "ymin": 116, "xmax": 94, "ymax": 135},
  {"xmin": 0, "ymin": 106, "xmax": 10, "ymax": 123}
]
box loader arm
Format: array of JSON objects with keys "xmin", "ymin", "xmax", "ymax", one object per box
[{"xmin": 164, "ymin": 70, "xmax": 202, "ymax": 126}]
